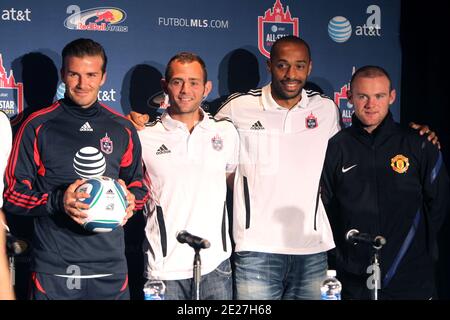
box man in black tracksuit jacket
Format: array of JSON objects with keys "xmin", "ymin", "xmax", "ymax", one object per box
[
  {"xmin": 3, "ymin": 39, "xmax": 148, "ymax": 299},
  {"xmin": 321, "ymin": 66, "xmax": 449, "ymax": 299}
]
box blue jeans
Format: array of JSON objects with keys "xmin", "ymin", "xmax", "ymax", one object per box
[
  {"xmin": 164, "ymin": 259, "xmax": 232, "ymax": 300},
  {"xmin": 234, "ymin": 251, "xmax": 327, "ymax": 300}
]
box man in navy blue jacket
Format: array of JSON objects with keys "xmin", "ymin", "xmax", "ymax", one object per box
[
  {"xmin": 3, "ymin": 38, "xmax": 148, "ymax": 300},
  {"xmin": 321, "ymin": 65, "xmax": 449, "ymax": 299}
]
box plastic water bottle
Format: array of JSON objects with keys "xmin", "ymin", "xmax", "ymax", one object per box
[
  {"xmin": 320, "ymin": 270, "xmax": 342, "ymax": 300},
  {"xmin": 143, "ymin": 279, "xmax": 166, "ymax": 300}
]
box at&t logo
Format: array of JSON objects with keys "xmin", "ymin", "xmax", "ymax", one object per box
[
  {"xmin": 328, "ymin": 5, "xmax": 382, "ymax": 43},
  {"xmin": 56, "ymin": 83, "xmax": 117, "ymax": 102}
]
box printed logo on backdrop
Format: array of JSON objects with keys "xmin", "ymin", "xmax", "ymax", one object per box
[
  {"xmin": 334, "ymin": 67, "xmax": 355, "ymax": 127},
  {"xmin": 258, "ymin": 0, "xmax": 299, "ymax": 58},
  {"xmin": 0, "ymin": 54, "xmax": 24, "ymax": 125},
  {"xmin": 1, "ymin": 7, "xmax": 32, "ymax": 21},
  {"xmin": 148, "ymin": 91, "xmax": 170, "ymax": 115},
  {"xmin": 328, "ymin": 5, "xmax": 382, "ymax": 43},
  {"xmin": 157, "ymin": 17, "xmax": 229, "ymax": 29},
  {"xmin": 56, "ymin": 83, "xmax": 117, "ymax": 102},
  {"xmin": 64, "ymin": 5, "xmax": 128, "ymax": 32},
  {"xmin": 328, "ymin": 16, "xmax": 352, "ymax": 43}
]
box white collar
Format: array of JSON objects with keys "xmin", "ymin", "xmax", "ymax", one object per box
[
  {"xmin": 160, "ymin": 107, "xmax": 212, "ymax": 131},
  {"xmin": 262, "ymin": 83, "xmax": 309, "ymax": 111}
]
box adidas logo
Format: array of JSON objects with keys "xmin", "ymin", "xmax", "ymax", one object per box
[
  {"xmin": 79, "ymin": 122, "xmax": 93, "ymax": 132},
  {"xmin": 250, "ymin": 121, "xmax": 265, "ymax": 130},
  {"xmin": 156, "ymin": 144, "xmax": 171, "ymax": 155}
]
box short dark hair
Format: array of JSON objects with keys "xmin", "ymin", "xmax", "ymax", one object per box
[
  {"xmin": 270, "ymin": 35, "xmax": 311, "ymax": 61},
  {"xmin": 165, "ymin": 52, "xmax": 208, "ymax": 83},
  {"xmin": 62, "ymin": 38, "xmax": 107, "ymax": 74},
  {"xmin": 350, "ymin": 65, "xmax": 392, "ymax": 91}
]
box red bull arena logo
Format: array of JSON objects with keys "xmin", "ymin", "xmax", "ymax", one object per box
[
  {"xmin": 0, "ymin": 53, "xmax": 24, "ymax": 125},
  {"xmin": 64, "ymin": 5, "xmax": 128, "ymax": 32},
  {"xmin": 258, "ymin": 0, "xmax": 299, "ymax": 58}
]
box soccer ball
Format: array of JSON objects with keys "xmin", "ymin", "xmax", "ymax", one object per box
[{"xmin": 76, "ymin": 176, "xmax": 128, "ymax": 233}]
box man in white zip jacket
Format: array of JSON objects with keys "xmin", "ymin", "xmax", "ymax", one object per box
[{"xmin": 138, "ymin": 52, "xmax": 239, "ymax": 300}]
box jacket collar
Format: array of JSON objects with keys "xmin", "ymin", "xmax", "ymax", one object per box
[
  {"xmin": 61, "ymin": 97, "xmax": 101, "ymax": 118},
  {"xmin": 349, "ymin": 111, "xmax": 397, "ymax": 146}
]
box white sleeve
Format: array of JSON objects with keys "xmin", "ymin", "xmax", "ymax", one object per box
[
  {"xmin": 215, "ymin": 101, "xmax": 232, "ymax": 121},
  {"xmin": 330, "ymin": 102, "xmax": 342, "ymax": 138},
  {"xmin": 0, "ymin": 113, "xmax": 12, "ymax": 208},
  {"xmin": 226, "ymin": 124, "xmax": 239, "ymax": 173}
]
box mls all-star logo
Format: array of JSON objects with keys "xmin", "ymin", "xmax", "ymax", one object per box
[
  {"xmin": 258, "ymin": 0, "xmax": 299, "ymax": 58},
  {"xmin": 0, "ymin": 53, "xmax": 24, "ymax": 125},
  {"xmin": 334, "ymin": 67, "xmax": 356, "ymax": 128},
  {"xmin": 305, "ymin": 112, "xmax": 318, "ymax": 129},
  {"xmin": 100, "ymin": 133, "xmax": 113, "ymax": 154},
  {"xmin": 211, "ymin": 134, "xmax": 223, "ymax": 151}
]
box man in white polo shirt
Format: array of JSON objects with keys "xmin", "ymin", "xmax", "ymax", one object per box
[
  {"xmin": 215, "ymin": 36, "xmax": 339, "ymax": 300},
  {"xmin": 138, "ymin": 52, "xmax": 239, "ymax": 300}
]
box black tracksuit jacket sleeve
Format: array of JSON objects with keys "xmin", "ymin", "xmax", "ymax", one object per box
[
  {"xmin": 117, "ymin": 125, "xmax": 148, "ymax": 211},
  {"xmin": 3, "ymin": 111, "xmax": 64, "ymax": 217},
  {"xmin": 419, "ymin": 140, "xmax": 450, "ymax": 258}
]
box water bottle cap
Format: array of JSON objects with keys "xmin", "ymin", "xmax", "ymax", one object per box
[{"xmin": 327, "ymin": 269, "xmax": 337, "ymax": 277}]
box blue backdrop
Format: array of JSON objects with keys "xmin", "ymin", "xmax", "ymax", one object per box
[
  {"xmin": 0, "ymin": 0, "xmax": 404, "ymax": 300},
  {"xmin": 0, "ymin": 0, "xmax": 401, "ymax": 127}
]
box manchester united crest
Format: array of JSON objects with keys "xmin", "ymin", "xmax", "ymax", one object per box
[
  {"xmin": 391, "ymin": 154, "xmax": 409, "ymax": 174},
  {"xmin": 100, "ymin": 133, "xmax": 113, "ymax": 154},
  {"xmin": 211, "ymin": 134, "xmax": 223, "ymax": 151},
  {"xmin": 305, "ymin": 112, "xmax": 318, "ymax": 129}
]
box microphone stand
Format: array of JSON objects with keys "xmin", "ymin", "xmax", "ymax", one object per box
[
  {"xmin": 346, "ymin": 230, "xmax": 385, "ymax": 300},
  {"xmin": 9, "ymin": 255, "xmax": 15, "ymax": 288},
  {"xmin": 6, "ymin": 234, "xmax": 30, "ymax": 290},
  {"xmin": 176, "ymin": 231, "xmax": 210, "ymax": 300},
  {"xmin": 370, "ymin": 248, "xmax": 381, "ymax": 300},
  {"xmin": 193, "ymin": 248, "xmax": 201, "ymax": 300}
]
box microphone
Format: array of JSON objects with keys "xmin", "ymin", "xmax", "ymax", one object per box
[
  {"xmin": 6, "ymin": 232, "xmax": 29, "ymax": 256},
  {"xmin": 176, "ymin": 230, "xmax": 210, "ymax": 250},
  {"xmin": 345, "ymin": 229, "xmax": 386, "ymax": 250}
]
